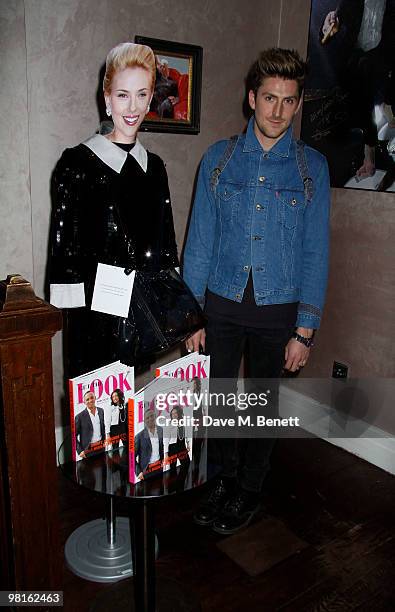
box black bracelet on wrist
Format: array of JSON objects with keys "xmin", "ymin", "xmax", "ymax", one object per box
[{"xmin": 293, "ymin": 331, "xmax": 315, "ymax": 348}]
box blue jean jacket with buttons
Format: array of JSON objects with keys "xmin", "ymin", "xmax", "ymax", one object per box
[{"xmin": 183, "ymin": 117, "xmax": 331, "ymax": 329}]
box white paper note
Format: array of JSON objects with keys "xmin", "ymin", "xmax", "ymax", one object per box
[
  {"xmin": 50, "ymin": 283, "xmax": 86, "ymax": 308},
  {"xmin": 91, "ymin": 263, "xmax": 135, "ymax": 318}
]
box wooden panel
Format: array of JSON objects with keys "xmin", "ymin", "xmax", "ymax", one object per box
[{"xmin": 0, "ymin": 275, "xmax": 62, "ymax": 591}]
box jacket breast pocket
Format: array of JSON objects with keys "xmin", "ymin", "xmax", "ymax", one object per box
[
  {"xmin": 276, "ymin": 187, "xmax": 305, "ymax": 230},
  {"xmin": 217, "ymin": 182, "xmax": 243, "ymax": 223}
]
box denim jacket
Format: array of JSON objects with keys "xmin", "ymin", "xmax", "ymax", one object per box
[{"xmin": 183, "ymin": 117, "xmax": 331, "ymax": 329}]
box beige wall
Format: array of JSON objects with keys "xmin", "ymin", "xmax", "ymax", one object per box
[
  {"xmin": 0, "ymin": 1, "xmax": 33, "ymax": 282},
  {"xmin": 303, "ymin": 187, "xmax": 395, "ymax": 434},
  {"xmin": 307, "ymin": 189, "xmax": 395, "ymax": 379}
]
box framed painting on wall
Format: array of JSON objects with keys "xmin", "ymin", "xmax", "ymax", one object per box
[
  {"xmin": 301, "ymin": 0, "xmax": 395, "ymax": 192},
  {"xmin": 135, "ymin": 35, "xmax": 203, "ymax": 135}
]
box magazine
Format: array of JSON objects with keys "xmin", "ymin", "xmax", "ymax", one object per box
[
  {"xmin": 155, "ymin": 350, "xmax": 209, "ymax": 381},
  {"xmin": 128, "ymin": 375, "xmax": 198, "ymax": 484},
  {"xmin": 69, "ymin": 360, "xmax": 134, "ymax": 461},
  {"xmin": 156, "ymin": 351, "xmax": 210, "ymax": 485}
]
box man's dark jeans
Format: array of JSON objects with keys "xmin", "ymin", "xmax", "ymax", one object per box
[{"xmin": 205, "ymin": 315, "xmax": 293, "ymax": 493}]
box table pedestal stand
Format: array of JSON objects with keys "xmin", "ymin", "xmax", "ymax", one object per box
[
  {"xmin": 90, "ymin": 500, "xmax": 200, "ymax": 611},
  {"xmin": 65, "ymin": 497, "xmax": 159, "ymax": 583}
]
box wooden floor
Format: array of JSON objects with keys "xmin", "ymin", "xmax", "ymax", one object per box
[{"xmin": 60, "ymin": 438, "xmax": 395, "ymax": 611}]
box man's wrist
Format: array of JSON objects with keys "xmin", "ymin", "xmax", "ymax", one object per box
[
  {"xmin": 293, "ymin": 328, "xmax": 315, "ymax": 348},
  {"xmin": 295, "ymin": 327, "xmax": 314, "ymax": 339}
]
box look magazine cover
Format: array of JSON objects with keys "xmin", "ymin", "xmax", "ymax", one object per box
[
  {"xmin": 128, "ymin": 370, "xmax": 203, "ymax": 484},
  {"xmin": 156, "ymin": 351, "xmax": 210, "ymax": 485},
  {"xmin": 69, "ymin": 360, "xmax": 134, "ymax": 461}
]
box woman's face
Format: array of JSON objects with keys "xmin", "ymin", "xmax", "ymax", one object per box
[
  {"xmin": 105, "ymin": 66, "xmax": 152, "ymax": 143},
  {"xmin": 111, "ymin": 392, "xmax": 120, "ymax": 405},
  {"xmin": 170, "ymin": 408, "xmax": 179, "ymax": 421}
]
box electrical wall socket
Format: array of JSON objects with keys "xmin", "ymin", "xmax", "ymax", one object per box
[{"xmin": 332, "ymin": 361, "xmax": 348, "ymax": 379}]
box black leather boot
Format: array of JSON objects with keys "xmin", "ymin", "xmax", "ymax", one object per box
[
  {"xmin": 212, "ymin": 488, "xmax": 261, "ymax": 535},
  {"xmin": 193, "ymin": 477, "xmax": 235, "ymax": 526}
]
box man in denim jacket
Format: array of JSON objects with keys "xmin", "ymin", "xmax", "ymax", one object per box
[{"xmin": 183, "ymin": 48, "xmax": 330, "ymax": 534}]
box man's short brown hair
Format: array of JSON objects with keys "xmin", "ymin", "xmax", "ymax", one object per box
[{"xmin": 247, "ymin": 47, "xmax": 307, "ymax": 97}]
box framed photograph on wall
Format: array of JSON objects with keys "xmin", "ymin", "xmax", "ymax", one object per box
[
  {"xmin": 301, "ymin": 0, "xmax": 395, "ymax": 192},
  {"xmin": 135, "ymin": 35, "xmax": 203, "ymax": 134}
]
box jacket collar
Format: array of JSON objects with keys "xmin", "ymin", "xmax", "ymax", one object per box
[
  {"xmin": 243, "ymin": 115, "xmax": 294, "ymax": 158},
  {"xmin": 83, "ymin": 133, "xmax": 148, "ymax": 173}
]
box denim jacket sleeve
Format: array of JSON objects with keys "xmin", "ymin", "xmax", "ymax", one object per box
[
  {"xmin": 296, "ymin": 156, "xmax": 331, "ymax": 329},
  {"xmin": 183, "ymin": 149, "xmax": 218, "ymax": 307}
]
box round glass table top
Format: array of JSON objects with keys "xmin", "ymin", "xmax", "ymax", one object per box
[{"xmin": 59, "ymin": 442, "xmax": 220, "ymax": 500}]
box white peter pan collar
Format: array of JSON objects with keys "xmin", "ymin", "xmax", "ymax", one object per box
[{"xmin": 83, "ymin": 133, "xmax": 148, "ymax": 173}]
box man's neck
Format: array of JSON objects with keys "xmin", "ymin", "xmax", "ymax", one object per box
[
  {"xmin": 88, "ymin": 406, "xmax": 97, "ymax": 416},
  {"xmin": 253, "ymin": 122, "xmax": 288, "ymax": 152}
]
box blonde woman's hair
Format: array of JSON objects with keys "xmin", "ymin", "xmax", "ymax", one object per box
[{"xmin": 103, "ymin": 42, "xmax": 156, "ymax": 93}]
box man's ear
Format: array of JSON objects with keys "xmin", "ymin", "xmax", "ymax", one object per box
[
  {"xmin": 248, "ymin": 90, "xmax": 256, "ymax": 111},
  {"xmin": 295, "ymin": 94, "xmax": 303, "ymax": 115}
]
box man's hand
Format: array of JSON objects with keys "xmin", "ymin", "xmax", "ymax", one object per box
[
  {"xmin": 284, "ymin": 327, "xmax": 313, "ymax": 372},
  {"xmin": 79, "ymin": 450, "xmax": 86, "ymax": 459},
  {"xmin": 356, "ymin": 145, "xmax": 376, "ymax": 179},
  {"xmin": 137, "ymin": 472, "xmax": 144, "ymax": 481},
  {"xmin": 356, "ymin": 160, "xmax": 375, "ymax": 179},
  {"xmin": 284, "ymin": 338, "xmax": 310, "ymax": 372},
  {"xmin": 321, "ymin": 10, "xmax": 339, "ymax": 43},
  {"xmin": 186, "ymin": 328, "xmax": 206, "ymax": 353}
]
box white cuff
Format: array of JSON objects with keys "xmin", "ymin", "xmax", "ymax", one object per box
[{"xmin": 50, "ymin": 283, "xmax": 85, "ymax": 308}]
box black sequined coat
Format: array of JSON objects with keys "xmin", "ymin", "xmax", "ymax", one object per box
[
  {"xmin": 49, "ymin": 141, "xmax": 180, "ymax": 375},
  {"xmin": 50, "ymin": 143, "xmax": 179, "ymax": 290}
]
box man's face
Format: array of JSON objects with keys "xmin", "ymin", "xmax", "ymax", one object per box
[
  {"xmin": 144, "ymin": 411, "xmax": 155, "ymax": 428},
  {"xmin": 158, "ymin": 60, "xmax": 169, "ymax": 78},
  {"xmin": 249, "ymin": 76, "xmax": 301, "ymax": 150},
  {"xmin": 84, "ymin": 392, "xmax": 96, "ymax": 411}
]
